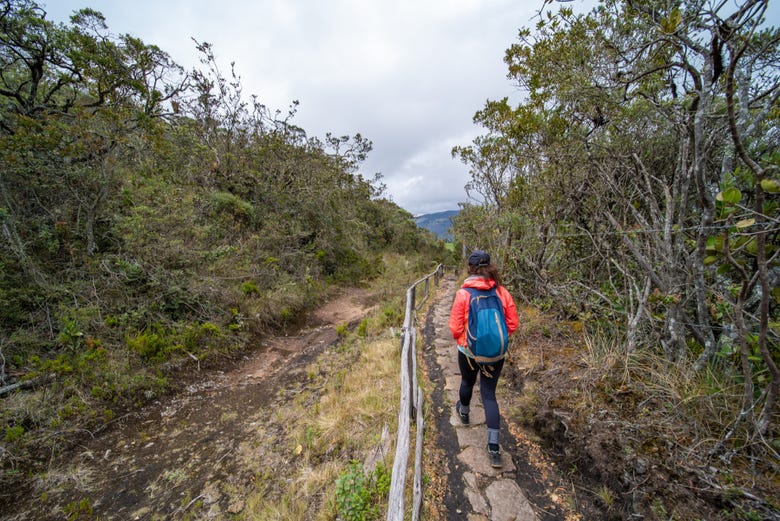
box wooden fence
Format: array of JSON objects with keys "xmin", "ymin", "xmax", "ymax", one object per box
[{"xmin": 386, "ymin": 264, "xmax": 445, "ymax": 521}]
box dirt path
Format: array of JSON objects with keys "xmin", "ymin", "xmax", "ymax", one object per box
[{"xmin": 4, "ymin": 288, "xmax": 377, "ymax": 521}]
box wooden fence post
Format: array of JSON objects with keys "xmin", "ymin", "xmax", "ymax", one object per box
[
  {"xmin": 386, "ymin": 326, "xmax": 412, "ymax": 521},
  {"xmin": 386, "ymin": 264, "xmax": 444, "ymax": 521}
]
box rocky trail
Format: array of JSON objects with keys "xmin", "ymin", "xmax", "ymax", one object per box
[{"xmin": 420, "ymin": 276, "xmax": 589, "ymax": 521}]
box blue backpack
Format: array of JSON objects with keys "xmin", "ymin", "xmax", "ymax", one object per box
[{"xmin": 464, "ymin": 287, "xmax": 509, "ymax": 364}]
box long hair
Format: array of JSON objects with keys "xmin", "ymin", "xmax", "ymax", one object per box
[{"xmin": 467, "ymin": 263, "xmax": 502, "ymax": 286}]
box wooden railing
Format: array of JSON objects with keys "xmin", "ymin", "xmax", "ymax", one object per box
[{"xmin": 386, "ymin": 263, "xmax": 445, "ymax": 521}]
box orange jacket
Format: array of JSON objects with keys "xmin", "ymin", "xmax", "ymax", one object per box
[{"xmin": 449, "ymin": 276, "xmax": 519, "ymax": 348}]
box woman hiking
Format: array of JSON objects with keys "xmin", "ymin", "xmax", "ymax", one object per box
[{"xmin": 448, "ymin": 250, "xmax": 519, "ymax": 468}]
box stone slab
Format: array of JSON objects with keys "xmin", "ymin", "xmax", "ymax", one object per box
[
  {"xmin": 444, "ymin": 375, "xmax": 460, "ymax": 392},
  {"xmin": 433, "ymin": 338, "xmax": 451, "ymax": 348},
  {"xmin": 436, "ymin": 355, "xmax": 459, "ymax": 375},
  {"xmin": 456, "ymin": 425, "xmax": 487, "ymax": 448},
  {"xmin": 462, "ymin": 471, "xmax": 489, "ymax": 515},
  {"xmin": 446, "ymin": 388, "xmax": 461, "ymax": 408},
  {"xmin": 435, "ymin": 347, "xmax": 451, "ymax": 359},
  {"xmin": 457, "ymin": 445, "xmax": 507, "ymax": 477},
  {"xmin": 485, "ymin": 479, "xmax": 538, "ymax": 521}
]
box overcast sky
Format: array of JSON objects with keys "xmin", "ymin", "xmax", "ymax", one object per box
[{"xmin": 43, "ymin": 0, "xmax": 777, "ymax": 216}]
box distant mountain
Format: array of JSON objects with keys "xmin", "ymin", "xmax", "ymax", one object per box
[{"xmin": 415, "ymin": 210, "xmax": 458, "ymax": 241}]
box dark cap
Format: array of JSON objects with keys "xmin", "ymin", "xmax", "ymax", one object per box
[{"xmin": 468, "ymin": 250, "xmax": 490, "ymax": 267}]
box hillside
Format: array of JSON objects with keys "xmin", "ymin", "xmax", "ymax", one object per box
[
  {"xmin": 0, "ymin": 3, "xmax": 457, "ymax": 493},
  {"xmin": 415, "ymin": 210, "xmax": 458, "ymax": 240}
]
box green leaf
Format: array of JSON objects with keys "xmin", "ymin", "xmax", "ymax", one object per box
[
  {"xmin": 716, "ymin": 187, "xmax": 742, "ymax": 205},
  {"xmin": 704, "ymin": 255, "xmax": 719, "ymax": 266},
  {"xmin": 760, "ymin": 178, "xmax": 780, "ymax": 193},
  {"xmin": 706, "ymin": 236, "xmax": 723, "ymax": 253},
  {"xmin": 745, "ymin": 238, "xmax": 758, "ymax": 256},
  {"xmin": 661, "ymin": 7, "xmax": 682, "ymax": 33}
]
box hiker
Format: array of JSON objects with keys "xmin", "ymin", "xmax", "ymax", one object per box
[{"xmin": 448, "ymin": 249, "xmax": 519, "ymax": 468}]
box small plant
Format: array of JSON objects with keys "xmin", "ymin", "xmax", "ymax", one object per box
[
  {"xmin": 64, "ymin": 498, "xmax": 93, "ymax": 520},
  {"xmin": 208, "ymin": 190, "xmax": 255, "ymax": 220},
  {"xmin": 356, "ymin": 319, "xmax": 368, "ymax": 337},
  {"xmin": 373, "ymin": 462, "xmax": 391, "ymax": 497},
  {"xmin": 379, "ymin": 302, "xmax": 403, "ymax": 327},
  {"xmin": 57, "ymin": 319, "xmax": 85, "ymax": 351},
  {"xmin": 127, "ymin": 326, "xmax": 173, "ymax": 362},
  {"xmin": 595, "ymin": 485, "xmax": 615, "ymax": 508},
  {"xmin": 241, "ymin": 281, "xmax": 260, "ymax": 295},
  {"xmin": 334, "ymin": 461, "xmax": 389, "ymax": 521},
  {"xmin": 651, "ymin": 498, "xmax": 667, "ymax": 517},
  {"xmin": 4, "ymin": 425, "xmax": 25, "ymax": 443},
  {"xmin": 336, "ymin": 323, "xmax": 349, "ymax": 337}
]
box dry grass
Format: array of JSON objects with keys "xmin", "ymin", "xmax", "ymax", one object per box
[
  {"xmin": 579, "ymin": 328, "xmax": 751, "ymax": 454},
  {"xmin": 237, "ymin": 255, "xmax": 432, "ymax": 520},
  {"xmin": 502, "ymin": 304, "xmax": 780, "ymax": 518},
  {"xmin": 240, "ymin": 318, "xmax": 402, "ymax": 520},
  {"xmin": 315, "ymin": 341, "xmax": 400, "ymax": 448}
]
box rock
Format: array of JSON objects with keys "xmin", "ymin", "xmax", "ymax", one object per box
[
  {"xmin": 463, "ymin": 472, "xmax": 489, "ymax": 515},
  {"xmin": 484, "ymin": 479, "xmax": 537, "ymax": 521}
]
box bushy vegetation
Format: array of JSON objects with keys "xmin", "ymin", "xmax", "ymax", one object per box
[
  {"xmin": 0, "ymin": 0, "xmax": 454, "ymax": 482},
  {"xmin": 452, "ymin": 0, "xmax": 778, "ymax": 514}
]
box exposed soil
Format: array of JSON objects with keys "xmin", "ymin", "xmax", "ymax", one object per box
[{"xmin": 2, "ymin": 288, "xmax": 378, "ymax": 521}]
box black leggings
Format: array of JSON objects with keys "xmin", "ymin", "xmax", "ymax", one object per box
[{"xmin": 458, "ymin": 351, "xmax": 504, "ymax": 431}]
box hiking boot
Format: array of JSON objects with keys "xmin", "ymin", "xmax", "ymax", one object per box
[
  {"xmin": 487, "ymin": 443, "xmax": 502, "ymax": 468},
  {"xmin": 455, "ymin": 400, "xmax": 469, "ymax": 424}
]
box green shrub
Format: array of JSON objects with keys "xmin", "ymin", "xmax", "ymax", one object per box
[
  {"xmin": 4, "ymin": 425, "xmax": 25, "ymax": 443},
  {"xmin": 127, "ymin": 325, "xmax": 176, "ymax": 362},
  {"xmin": 208, "ymin": 191, "xmax": 255, "ymax": 220},
  {"xmin": 335, "ymin": 461, "xmax": 390, "ymax": 521},
  {"xmin": 56, "ymin": 319, "xmax": 85, "ymax": 351},
  {"xmin": 356, "ymin": 319, "xmax": 368, "ymax": 337},
  {"xmin": 182, "ymin": 321, "xmax": 224, "ymax": 352},
  {"xmin": 336, "ymin": 323, "xmax": 349, "ymax": 337},
  {"xmin": 64, "ymin": 498, "xmax": 93, "ymax": 520},
  {"xmin": 241, "ymin": 281, "xmax": 260, "ymax": 295},
  {"xmin": 379, "ymin": 301, "xmax": 403, "ymax": 328}
]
